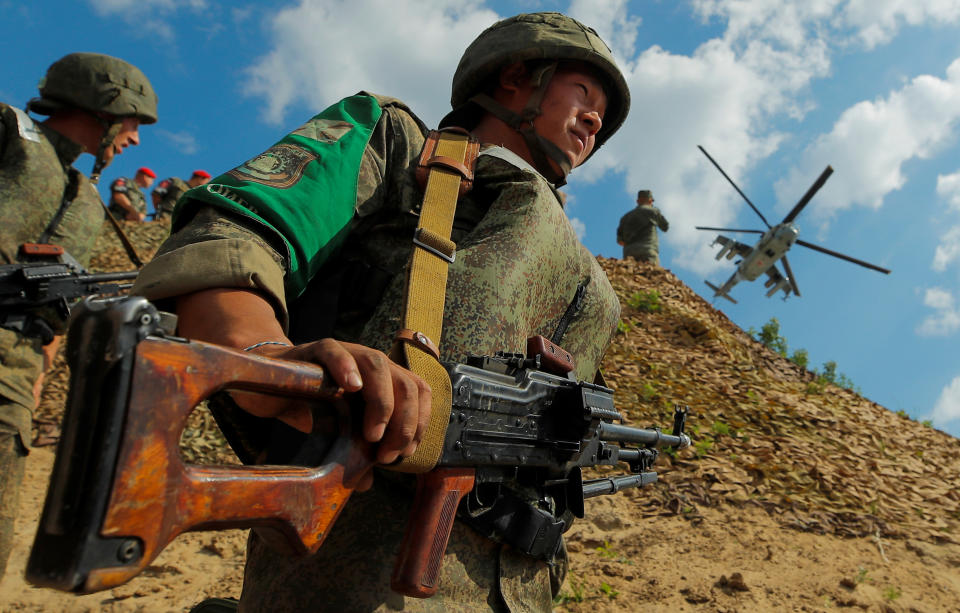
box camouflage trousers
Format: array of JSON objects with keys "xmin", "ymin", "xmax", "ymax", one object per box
[
  {"xmin": 238, "ymin": 470, "xmax": 555, "ymax": 612},
  {"xmin": 623, "ymin": 247, "xmax": 660, "ymax": 266},
  {"xmin": 0, "ymin": 420, "xmax": 27, "ymax": 579}
]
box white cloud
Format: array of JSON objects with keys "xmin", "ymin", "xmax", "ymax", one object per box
[
  {"xmin": 88, "ymin": 0, "xmax": 207, "ymax": 13},
  {"xmin": 86, "ymin": 0, "xmax": 208, "ymax": 40},
  {"xmin": 243, "ymin": 0, "xmax": 498, "ymax": 126},
  {"xmin": 931, "ymin": 374, "xmax": 960, "ymax": 426},
  {"xmin": 932, "ymin": 225, "xmax": 960, "ymax": 271},
  {"xmin": 936, "ymin": 170, "xmax": 960, "ymax": 211},
  {"xmin": 156, "ymin": 129, "xmax": 200, "ymax": 155},
  {"xmin": 841, "ymin": 0, "xmax": 960, "ymax": 49},
  {"xmin": 569, "ymin": 217, "xmax": 586, "ymax": 241},
  {"xmin": 775, "ymin": 59, "xmax": 960, "ymax": 224},
  {"xmin": 916, "ymin": 286, "xmax": 960, "ymax": 336}
]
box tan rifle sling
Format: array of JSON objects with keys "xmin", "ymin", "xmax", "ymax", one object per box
[{"xmin": 390, "ymin": 128, "xmax": 479, "ymax": 473}]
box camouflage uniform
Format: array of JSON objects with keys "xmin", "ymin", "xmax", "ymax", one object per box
[
  {"xmin": 108, "ymin": 175, "xmax": 148, "ymax": 218},
  {"xmin": 152, "ymin": 176, "xmax": 189, "ymax": 219},
  {"xmin": 617, "ymin": 200, "xmax": 669, "ymax": 265},
  {"xmin": 0, "ymin": 102, "xmax": 107, "ymax": 576},
  {"xmin": 135, "ymin": 92, "xmax": 620, "ymax": 612},
  {"xmin": 0, "ymin": 52, "xmax": 156, "ymax": 579},
  {"xmin": 135, "ymin": 12, "xmax": 628, "ymax": 612}
]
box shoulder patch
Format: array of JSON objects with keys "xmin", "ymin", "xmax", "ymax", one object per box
[
  {"xmin": 291, "ymin": 118, "xmax": 353, "ymax": 144},
  {"xmin": 11, "ymin": 107, "xmax": 42, "ymax": 143},
  {"xmin": 227, "ymin": 144, "xmax": 317, "ymax": 189}
]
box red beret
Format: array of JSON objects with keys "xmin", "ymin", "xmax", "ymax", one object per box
[
  {"xmin": 192, "ymin": 169, "xmax": 211, "ymax": 178},
  {"xmin": 137, "ymin": 167, "xmax": 156, "ymax": 178}
]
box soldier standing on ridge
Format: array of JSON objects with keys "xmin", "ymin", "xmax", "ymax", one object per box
[
  {"xmin": 109, "ymin": 166, "xmax": 155, "ymax": 221},
  {"xmin": 134, "ymin": 12, "xmax": 628, "ymax": 612},
  {"xmin": 152, "ymin": 169, "xmax": 212, "ymax": 220},
  {"xmin": 0, "ymin": 52, "xmax": 157, "ymax": 579},
  {"xmin": 617, "ymin": 189, "xmax": 669, "ymax": 264}
]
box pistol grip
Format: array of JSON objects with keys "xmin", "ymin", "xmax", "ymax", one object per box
[{"xmin": 391, "ymin": 467, "xmax": 475, "ymax": 598}]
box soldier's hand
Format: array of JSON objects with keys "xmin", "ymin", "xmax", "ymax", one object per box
[{"xmin": 243, "ymin": 339, "xmax": 432, "ymax": 491}]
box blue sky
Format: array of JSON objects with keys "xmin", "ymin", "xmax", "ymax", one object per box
[{"xmin": 3, "ymin": 0, "xmax": 960, "ymax": 437}]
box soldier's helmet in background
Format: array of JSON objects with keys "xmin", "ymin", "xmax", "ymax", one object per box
[
  {"xmin": 27, "ymin": 52, "xmax": 158, "ymax": 125},
  {"xmin": 441, "ymin": 12, "xmax": 630, "ymax": 158}
]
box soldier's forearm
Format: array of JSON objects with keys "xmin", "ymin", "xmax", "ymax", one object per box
[{"xmin": 175, "ymin": 287, "xmax": 288, "ymax": 350}]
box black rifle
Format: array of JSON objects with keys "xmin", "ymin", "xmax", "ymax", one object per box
[
  {"xmin": 26, "ymin": 296, "xmax": 690, "ymax": 597},
  {"xmin": 0, "ymin": 245, "xmax": 137, "ymax": 342}
]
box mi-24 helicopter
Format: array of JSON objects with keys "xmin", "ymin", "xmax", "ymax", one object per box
[{"xmin": 695, "ymin": 145, "xmax": 890, "ymax": 303}]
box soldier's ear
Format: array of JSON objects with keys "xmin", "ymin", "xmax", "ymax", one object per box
[{"xmin": 498, "ymin": 62, "xmax": 529, "ymax": 93}]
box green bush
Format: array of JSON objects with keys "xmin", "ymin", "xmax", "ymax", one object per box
[{"xmin": 627, "ymin": 289, "xmax": 661, "ymax": 312}]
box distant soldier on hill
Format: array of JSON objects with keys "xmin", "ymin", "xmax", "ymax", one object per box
[
  {"xmin": 617, "ymin": 189, "xmax": 669, "ymax": 264},
  {"xmin": 152, "ymin": 169, "xmax": 211, "ymax": 220},
  {"xmin": 0, "ymin": 52, "xmax": 157, "ymax": 579},
  {"xmin": 109, "ymin": 166, "xmax": 155, "ymax": 221}
]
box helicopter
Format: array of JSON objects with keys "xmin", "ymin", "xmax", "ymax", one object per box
[{"xmin": 695, "ymin": 145, "xmax": 890, "ymax": 303}]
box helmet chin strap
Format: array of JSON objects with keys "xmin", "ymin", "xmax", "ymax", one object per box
[
  {"xmin": 89, "ymin": 118, "xmax": 123, "ymax": 185},
  {"xmin": 469, "ymin": 61, "xmax": 573, "ymax": 187}
]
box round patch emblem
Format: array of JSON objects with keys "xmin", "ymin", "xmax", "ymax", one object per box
[{"xmin": 227, "ymin": 143, "xmax": 317, "ymax": 189}]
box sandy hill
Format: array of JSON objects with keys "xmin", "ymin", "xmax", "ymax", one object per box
[{"xmin": 1, "ymin": 223, "xmax": 958, "ymax": 612}]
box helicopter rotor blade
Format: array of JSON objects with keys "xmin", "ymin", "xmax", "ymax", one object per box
[
  {"xmin": 697, "ymin": 145, "xmax": 772, "ymax": 229},
  {"xmin": 695, "ymin": 226, "xmax": 764, "ymax": 234},
  {"xmin": 782, "ymin": 166, "xmax": 833, "ymax": 224},
  {"xmin": 795, "ymin": 239, "xmax": 891, "ymax": 274},
  {"xmin": 781, "ymin": 255, "xmax": 800, "ymax": 297}
]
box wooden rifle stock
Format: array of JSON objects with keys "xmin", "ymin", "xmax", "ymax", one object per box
[
  {"xmin": 91, "ymin": 338, "xmax": 373, "ymax": 590},
  {"xmin": 27, "ymin": 310, "xmax": 375, "ymax": 593}
]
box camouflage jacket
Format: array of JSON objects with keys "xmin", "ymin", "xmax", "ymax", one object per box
[
  {"xmin": 0, "ymin": 102, "xmax": 105, "ymax": 437},
  {"xmin": 134, "ymin": 93, "xmax": 620, "ymax": 613},
  {"xmin": 152, "ymin": 176, "xmax": 189, "ymax": 217},
  {"xmin": 108, "ymin": 176, "xmax": 147, "ymax": 217},
  {"xmin": 617, "ymin": 204, "xmax": 668, "ymax": 258}
]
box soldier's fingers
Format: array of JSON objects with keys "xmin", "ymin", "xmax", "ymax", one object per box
[
  {"xmin": 375, "ymin": 365, "xmax": 425, "ymax": 464},
  {"xmin": 287, "ymin": 338, "xmax": 364, "ymax": 392},
  {"xmin": 401, "ymin": 374, "xmax": 432, "ymax": 458}
]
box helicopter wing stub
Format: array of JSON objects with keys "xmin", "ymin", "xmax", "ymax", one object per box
[
  {"xmin": 713, "ymin": 235, "xmax": 755, "ymax": 260},
  {"xmin": 762, "ymin": 265, "xmax": 792, "ymax": 298},
  {"xmin": 795, "ymin": 239, "xmax": 891, "ymax": 274}
]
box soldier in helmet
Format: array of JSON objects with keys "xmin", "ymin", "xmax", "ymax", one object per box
[
  {"xmin": 134, "ymin": 12, "xmax": 627, "ymax": 612},
  {"xmin": 617, "ymin": 189, "xmax": 669, "ymax": 264},
  {"xmin": 109, "ymin": 166, "xmax": 156, "ymax": 221},
  {"xmin": 152, "ymin": 169, "xmax": 211, "ymax": 220},
  {"xmin": 0, "ymin": 52, "xmax": 157, "ymax": 578}
]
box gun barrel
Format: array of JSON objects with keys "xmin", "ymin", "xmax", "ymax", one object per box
[
  {"xmin": 582, "ymin": 472, "xmax": 658, "ymax": 498},
  {"xmin": 79, "ymin": 271, "xmax": 139, "ymax": 283},
  {"xmin": 598, "ymin": 422, "xmax": 690, "ymax": 449}
]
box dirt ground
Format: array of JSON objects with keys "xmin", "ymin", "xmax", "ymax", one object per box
[{"xmin": 2, "ymin": 447, "xmax": 959, "ymax": 612}]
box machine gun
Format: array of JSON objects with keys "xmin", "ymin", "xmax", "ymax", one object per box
[
  {"xmin": 0, "ymin": 243, "xmax": 137, "ymax": 342},
  {"xmin": 26, "ymin": 296, "xmax": 691, "ymax": 597}
]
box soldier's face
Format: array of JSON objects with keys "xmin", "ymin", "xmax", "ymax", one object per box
[
  {"xmin": 102, "ymin": 117, "xmax": 142, "ymax": 166},
  {"xmin": 532, "ymin": 64, "xmax": 607, "ymax": 170}
]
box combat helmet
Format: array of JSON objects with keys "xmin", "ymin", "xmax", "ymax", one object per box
[
  {"xmin": 440, "ymin": 12, "xmax": 630, "ymax": 186},
  {"xmin": 27, "ymin": 53, "xmax": 158, "ymax": 183},
  {"xmin": 27, "ymin": 52, "xmax": 158, "ymax": 124}
]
